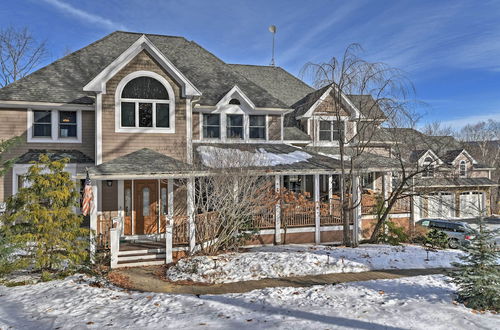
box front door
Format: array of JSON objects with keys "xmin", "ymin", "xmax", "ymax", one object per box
[{"xmin": 135, "ymin": 180, "xmax": 158, "ymax": 234}]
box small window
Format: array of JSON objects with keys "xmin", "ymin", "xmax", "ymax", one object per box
[
  {"xmin": 161, "ymin": 187, "xmax": 167, "ymax": 216},
  {"xmin": 422, "ymin": 157, "xmax": 434, "ymax": 178},
  {"xmin": 318, "ymin": 120, "xmax": 344, "ymax": 141},
  {"xmin": 227, "ymin": 114, "xmax": 243, "ymax": 139},
  {"xmin": 33, "ymin": 110, "xmax": 52, "ymax": 137},
  {"xmin": 361, "ymin": 173, "xmax": 374, "ymax": 189},
  {"xmin": 203, "ymin": 114, "xmax": 220, "ymax": 139},
  {"xmin": 249, "ymin": 115, "xmax": 266, "ymax": 139},
  {"xmin": 59, "ymin": 111, "xmax": 77, "ymax": 138},
  {"xmin": 229, "ymin": 98, "xmax": 241, "ymax": 105},
  {"xmin": 142, "ymin": 187, "xmax": 150, "ymax": 216},
  {"xmin": 459, "ymin": 160, "xmax": 466, "ymax": 177}
]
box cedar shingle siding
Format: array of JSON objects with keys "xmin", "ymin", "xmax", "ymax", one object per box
[{"xmin": 101, "ymin": 50, "xmax": 187, "ymax": 163}]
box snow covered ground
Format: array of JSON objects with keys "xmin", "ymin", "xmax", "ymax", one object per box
[
  {"xmin": 0, "ymin": 274, "xmax": 497, "ymax": 329},
  {"xmin": 167, "ymin": 244, "xmax": 464, "ymax": 284}
]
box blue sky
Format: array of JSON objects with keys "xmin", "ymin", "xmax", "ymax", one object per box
[{"xmin": 2, "ymin": 0, "xmax": 500, "ymax": 128}]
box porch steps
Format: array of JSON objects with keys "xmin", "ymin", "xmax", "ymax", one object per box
[{"xmin": 115, "ymin": 241, "xmax": 167, "ymax": 268}]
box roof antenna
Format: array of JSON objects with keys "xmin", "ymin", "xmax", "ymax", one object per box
[{"xmin": 268, "ymin": 25, "xmax": 277, "ymax": 66}]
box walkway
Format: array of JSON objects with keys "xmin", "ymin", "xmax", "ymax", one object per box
[{"xmin": 115, "ymin": 267, "xmax": 449, "ymax": 295}]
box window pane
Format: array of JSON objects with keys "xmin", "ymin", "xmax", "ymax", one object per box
[
  {"xmin": 156, "ymin": 103, "xmax": 170, "ymax": 128},
  {"xmin": 122, "ymin": 77, "xmax": 169, "ymax": 100},
  {"xmin": 34, "ymin": 110, "xmax": 51, "ymax": 123},
  {"xmin": 203, "ymin": 126, "xmax": 220, "ymax": 138},
  {"xmin": 161, "ymin": 187, "xmax": 167, "ymax": 216},
  {"xmin": 125, "ymin": 188, "xmax": 131, "ymax": 216},
  {"xmin": 59, "ymin": 111, "xmax": 76, "ymax": 124},
  {"xmin": 139, "ymin": 103, "xmax": 153, "ymax": 127},
  {"xmin": 319, "ymin": 131, "xmax": 331, "ymax": 141},
  {"xmin": 319, "ymin": 121, "xmax": 330, "ymax": 130},
  {"xmin": 203, "ymin": 114, "xmax": 220, "ymax": 126},
  {"xmin": 227, "ymin": 126, "xmax": 244, "ymax": 139},
  {"xmin": 142, "ymin": 187, "xmax": 150, "ymax": 216},
  {"xmin": 250, "ymin": 127, "xmax": 265, "ymax": 139},
  {"xmin": 33, "ymin": 124, "xmax": 51, "ymax": 137},
  {"xmin": 121, "ymin": 102, "xmax": 135, "ymax": 127},
  {"xmin": 249, "ymin": 115, "xmax": 265, "ymax": 126},
  {"xmin": 59, "ymin": 125, "xmax": 77, "ymax": 137},
  {"xmin": 227, "ymin": 114, "xmax": 243, "ymax": 127}
]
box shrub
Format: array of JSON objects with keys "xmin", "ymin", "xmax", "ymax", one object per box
[
  {"xmin": 449, "ymin": 219, "xmax": 499, "ymax": 311},
  {"xmin": 424, "ymin": 229, "xmax": 448, "ymax": 249},
  {"xmin": 379, "ymin": 221, "xmax": 409, "ymax": 245}
]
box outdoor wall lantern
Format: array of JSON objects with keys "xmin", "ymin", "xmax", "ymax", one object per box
[{"xmin": 106, "ymin": 180, "xmax": 113, "ymax": 187}]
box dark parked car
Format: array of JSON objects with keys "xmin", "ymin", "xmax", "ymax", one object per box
[{"xmin": 416, "ymin": 219, "xmax": 475, "ymax": 248}]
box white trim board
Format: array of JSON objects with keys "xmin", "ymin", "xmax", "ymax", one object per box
[{"xmin": 83, "ymin": 34, "xmax": 201, "ymax": 97}]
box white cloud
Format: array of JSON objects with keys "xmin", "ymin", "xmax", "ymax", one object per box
[{"xmin": 41, "ymin": 0, "xmax": 126, "ymax": 30}]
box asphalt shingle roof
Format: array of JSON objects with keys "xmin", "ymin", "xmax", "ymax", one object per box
[
  {"xmin": 0, "ymin": 31, "xmax": 289, "ymax": 108},
  {"xmin": 415, "ymin": 177, "xmax": 497, "ymax": 188},
  {"xmin": 16, "ymin": 149, "xmax": 94, "ymax": 164},
  {"xmin": 88, "ymin": 148, "xmax": 195, "ymax": 176}
]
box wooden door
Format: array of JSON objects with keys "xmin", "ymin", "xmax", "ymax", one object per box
[{"xmin": 135, "ymin": 180, "xmax": 158, "ymax": 234}]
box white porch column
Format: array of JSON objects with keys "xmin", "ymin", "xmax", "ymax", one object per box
[
  {"xmin": 187, "ymin": 177, "xmax": 196, "ymax": 253},
  {"xmin": 275, "ymin": 175, "xmax": 281, "ymax": 244},
  {"xmin": 382, "ymin": 172, "xmax": 391, "ymax": 201},
  {"xmin": 117, "ymin": 180, "xmax": 124, "ymax": 236},
  {"xmin": 314, "ymin": 174, "xmax": 321, "ymax": 244},
  {"xmin": 89, "ymin": 180, "xmax": 99, "ymax": 262},
  {"xmin": 328, "ymin": 174, "xmax": 333, "ymax": 215},
  {"xmin": 352, "ymin": 175, "xmax": 362, "ymax": 245},
  {"xmin": 165, "ymin": 179, "xmax": 174, "ymax": 263}
]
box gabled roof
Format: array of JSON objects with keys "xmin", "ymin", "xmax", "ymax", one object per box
[
  {"xmin": 88, "ymin": 148, "xmax": 195, "ymax": 177},
  {"xmin": 16, "ymin": 149, "xmax": 94, "ymax": 164},
  {"xmin": 228, "ymin": 64, "xmax": 314, "ymax": 106},
  {"xmin": 0, "ymin": 31, "xmax": 289, "ymax": 109}
]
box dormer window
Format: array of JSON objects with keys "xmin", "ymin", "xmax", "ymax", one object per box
[
  {"xmin": 319, "ymin": 120, "xmax": 344, "ymax": 142},
  {"xmin": 229, "ymin": 98, "xmax": 241, "ymax": 105},
  {"xmin": 422, "ymin": 157, "xmax": 434, "ymax": 178},
  {"xmin": 116, "ymin": 71, "xmax": 175, "ymax": 133},
  {"xmin": 226, "ymin": 114, "xmax": 244, "ymax": 139},
  {"xmin": 459, "ymin": 160, "xmax": 467, "ymax": 177}
]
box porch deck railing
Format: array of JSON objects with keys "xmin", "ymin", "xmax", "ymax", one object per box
[{"xmin": 173, "ymin": 216, "xmax": 189, "ymax": 246}]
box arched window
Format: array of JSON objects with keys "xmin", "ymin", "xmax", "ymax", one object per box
[
  {"xmin": 228, "ymin": 98, "xmax": 241, "ymax": 105},
  {"xmin": 422, "ymin": 157, "xmax": 434, "ymax": 178},
  {"xmin": 117, "ymin": 72, "xmax": 174, "ymax": 132},
  {"xmin": 459, "ymin": 160, "xmax": 467, "ymax": 177}
]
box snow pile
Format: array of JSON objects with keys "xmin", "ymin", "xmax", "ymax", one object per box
[
  {"xmin": 197, "ymin": 146, "xmax": 312, "ymax": 168},
  {"xmin": 1, "ymin": 274, "xmax": 498, "ymax": 329},
  {"xmin": 166, "ymin": 244, "xmax": 464, "ymax": 284}
]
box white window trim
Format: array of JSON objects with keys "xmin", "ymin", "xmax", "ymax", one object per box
[
  {"xmin": 459, "ymin": 160, "xmax": 467, "ymax": 177},
  {"xmin": 114, "ymin": 71, "xmax": 176, "ymax": 133},
  {"xmin": 315, "ymin": 117, "xmax": 348, "ymax": 145},
  {"xmin": 199, "ymin": 111, "xmax": 269, "ymax": 143},
  {"xmin": 27, "ymin": 109, "xmax": 82, "ymax": 143},
  {"xmin": 12, "ymin": 163, "xmax": 78, "ymax": 194}
]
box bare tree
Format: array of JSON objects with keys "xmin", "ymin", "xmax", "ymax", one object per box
[
  {"xmin": 301, "ymin": 44, "xmax": 414, "ymax": 246},
  {"xmin": 457, "ymin": 119, "xmax": 500, "ymax": 214},
  {"xmin": 0, "ymin": 26, "xmax": 47, "ymax": 87},
  {"xmin": 422, "ymin": 121, "xmax": 455, "ymax": 137},
  {"xmin": 193, "ymin": 146, "xmax": 275, "ymax": 255}
]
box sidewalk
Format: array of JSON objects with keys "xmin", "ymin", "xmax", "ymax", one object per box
[{"xmin": 115, "ymin": 267, "xmax": 450, "ymax": 295}]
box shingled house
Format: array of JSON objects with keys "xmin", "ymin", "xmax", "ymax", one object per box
[{"xmin": 0, "ymin": 31, "xmax": 495, "ymax": 267}]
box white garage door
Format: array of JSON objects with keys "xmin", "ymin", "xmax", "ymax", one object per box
[
  {"xmin": 427, "ymin": 192, "xmax": 454, "ymax": 218},
  {"xmin": 460, "ymin": 192, "xmax": 484, "ymax": 218}
]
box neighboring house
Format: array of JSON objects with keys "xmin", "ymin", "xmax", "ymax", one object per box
[{"xmin": 0, "ymin": 31, "xmax": 495, "ymax": 267}]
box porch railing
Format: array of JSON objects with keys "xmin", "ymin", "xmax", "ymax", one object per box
[
  {"xmin": 173, "ymin": 216, "xmax": 189, "ymax": 246},
  {"xmin": 96, "ymin": 213, "xmax": 113, "ymax": 250}
]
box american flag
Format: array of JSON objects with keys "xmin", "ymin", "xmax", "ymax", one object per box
[{"xmin": 81, "ymin": 172, "xmax": 93, "ymax": 216}]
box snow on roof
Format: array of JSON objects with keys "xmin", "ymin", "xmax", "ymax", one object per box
[{"xmin": 197, "ymin": 146, "xmax": 312, "ymax": 168}]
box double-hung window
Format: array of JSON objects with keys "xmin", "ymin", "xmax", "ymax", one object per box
[
  {"xmin": 319, "ymin": 120, "xmax": 344, "ymax": 142},
  {"xmin": 459, "ymin": 160, "xmax": 466, "ymax": 177},
  {"xmin": 33, "ymin": 110, "xmax": 52, "ymax": 137},
  {"xmin": 249, "ymin": 115, "xmax": 266, "ymax": 139},
  {"xmin": 29, "ymin": 109, "xmax": 81, "ymax": 143},
  {"xmin": 59, "ymin": 111, "xmax": 77, "ymax": 138},
  {"xmin": 226, "ymin": 114, "xmax": 243, "ymax": 139},
  {"xmin": 118, "ymin": 75, "xmax": 173, "ymax": 132},
  {"xmin": 202, "ymin": 114, "xmax": 220, "ymax": 139}
]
